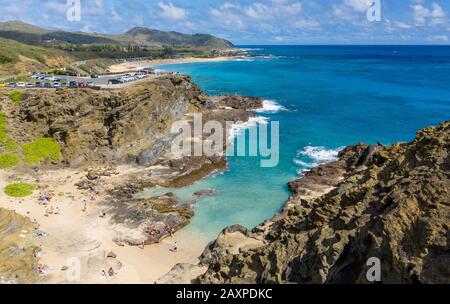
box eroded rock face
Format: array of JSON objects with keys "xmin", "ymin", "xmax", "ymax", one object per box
[
  {"xmin": 197, "ymin": 122, "xmax": 450, "ymax": 284},
  {"xmin": 14, "ymin": 75, "xmax": 205, "ymax": 166},
  {"xmin": 0, "ymin": 209, "xmax": 38, "ymax": 284}
]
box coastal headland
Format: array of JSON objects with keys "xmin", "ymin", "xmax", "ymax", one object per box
[{"xmin": 0, "ymin": 75, "xmax": 262, "ymax": 283}]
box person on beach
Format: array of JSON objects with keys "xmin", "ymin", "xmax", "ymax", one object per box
[
  {"xmin": 170, "ymin": 242, "xmax": 178, "ymax": 253},
  {"xmin": 108, "ymin": 267, "xmax": 115, "ymax": 277}
]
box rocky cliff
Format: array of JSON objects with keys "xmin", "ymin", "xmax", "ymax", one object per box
[
  {"xmin": 3, "ymin": 75, "xmax": 261, "ymax": 169},
  {"xmin": 0, "ymin": 76, "xmax": 262, "ymax": 249},
  {"xmin": 9, "ymin": 76, "xmax": 203, "ymax": 167},
  {"xmin": 192, "ymin": 121, "xmax": 449, "ymax": 284}
]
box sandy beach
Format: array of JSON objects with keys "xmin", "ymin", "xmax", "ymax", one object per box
[
  {"xmin": 0, "ymin": 166, "xmax": 209, "ymax": 284},
  {"xmin": 108, "ymin": 56, "xmax": 237, "ymax": 73}
]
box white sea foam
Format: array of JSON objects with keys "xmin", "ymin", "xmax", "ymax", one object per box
[
  {"xmin": 254, "ymin": 100, "xmax": 287, "ymax": 114},
  {"xmin": 293, "ymin": 146, "xmax": 343, "ymax": 175},
  {"xmin": 239, "ymin": 48, "xmax": 264, "ymax": 52},
  {"xmin": 229, "ymin": 116, "xmax": 269, "ymax": 140},
  {"xmin": 234, "ymin": 58, "xmax": 255, "ymax": 62}
]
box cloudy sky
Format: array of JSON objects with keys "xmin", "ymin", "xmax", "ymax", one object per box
[{"xmin": 1, "ymin": 0, "xmax": 449, "ymax": 44}]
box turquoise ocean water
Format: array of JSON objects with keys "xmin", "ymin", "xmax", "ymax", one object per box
[{"xmin": 144, "ymin": 46, "xmax": 450, "ymax": 240}]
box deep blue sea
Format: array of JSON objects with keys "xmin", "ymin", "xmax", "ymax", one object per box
[{"xmin": 145, "ymin": 45, "xmax": 450, "ymax": 240}]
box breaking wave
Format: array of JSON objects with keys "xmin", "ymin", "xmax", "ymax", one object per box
[
  {"xmin": 254, "ymin": 100, "xmax": 287, "ymax": 114},
  {"xmin": 229, "ymin": 116, "xmax": 269, "ymax": 140},
  {"xmin": 293, "ymin": 146, "xmax": 343, "ymax": 175}
]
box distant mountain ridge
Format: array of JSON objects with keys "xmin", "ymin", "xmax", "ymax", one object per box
[
  {"xmin": 121, "ymin": 27, "xmax": 233, "ymax": 49},
  {"xmin": 0, "ymin": 21, "xmax": 234, "ymax": 49}
]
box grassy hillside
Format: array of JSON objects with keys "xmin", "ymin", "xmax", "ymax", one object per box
[
  {"xmin": 120, "ymin": 27, "xmax": 233, "ymax": 49},
  {"xmin": 0, "ymin": 37, "xmax": 73, "ymax": 75},
  {"xmin": 0, "ymin": 21, "xmax": 235, "ymax": 76},
  {"xmin": 0, "ymin": 21, "xmax": 234, "ymax": 50}
]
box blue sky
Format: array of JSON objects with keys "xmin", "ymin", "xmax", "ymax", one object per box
[{"xmin": 1, "ymin": 0, "xmax": 449, "ymax": 44}]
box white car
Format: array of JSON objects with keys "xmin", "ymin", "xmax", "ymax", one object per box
[{"xmin": 17, "ymin": 82, "xmax": 26, "ymax": 87}]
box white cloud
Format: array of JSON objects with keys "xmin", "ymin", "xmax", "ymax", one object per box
[
  {"xmin": 333, "ymin": 0, "xmax": 370, "ymax": 20},
  {"xmin": 344, "ymin": 0, "xmax": 370, "ymax": 12},
  {"xmin": 208, "ymin": 1, "xmax": 312, "ymax": 31},
  {"xmin": 111, "ymin": 7, "xmax": 123, "ymax": 21},
  {"xmin": 244, "ymin": 3, "xmax": 270, "ymax": 19},
  {"xmin": 426, "ymin": 34, "xmax": 449, "ymax": 42},
  {"xmin": 158, "ymin": 2, "xmax": 187, "ymax": 21},
  {"xmin": 412, "ymin": 2, "xmax": 446, "ymax": 26},
  {"xmin": 394, "ymin": 21, "xmax": 413, "ymax": 29}
]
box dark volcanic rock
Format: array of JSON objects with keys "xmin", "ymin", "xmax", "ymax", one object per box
[
  {"xmin": 194, "ymin": 189, "xmax": 218, "ymax": 197},
  {"xmin": 197, "ymin": 121, "xmax": 450, "ymax": 284}
]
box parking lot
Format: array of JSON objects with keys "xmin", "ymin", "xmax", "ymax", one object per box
[{"xmin": 3, "ymin": 69, "xmax": 161, "ymax": 90}]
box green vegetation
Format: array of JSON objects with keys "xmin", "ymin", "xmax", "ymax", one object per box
[
  {"xmin": 0, "ymin": 113, "xmax": 17, "ymax": 151},
  {"xmin": 22, "ymin": 137, "xmax": 61, "ymax": 164},
  {"xmin": 0, "ymin": 21, "xmax": 234, "ymax": 76},
  {"xmin": 9, "ymin": 90, "xmax": 23, "ymax": 103},
  {"xmin": 0, "ymin": 153, "xmax": 19, "ymax": 168},
  {"xmin": 0, "ymin": 113, "xmax": 7, "ymax": 139},
  {"xmin": 4, "ymin": 182, "xmax": 37, "ymax": 197},
  {"xmin": 0, "ymin": 21, "xmax": 233, "ymax": 50},
  {"xmin": 3, "ymin": 137, "xmax": 19, "ymax": 150},
  {"xmin": 0, "ymin": 37, "xmax": 57, "ymax": 65}
]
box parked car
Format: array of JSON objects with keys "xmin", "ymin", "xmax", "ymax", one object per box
[
  {"xmin": 25, "ymin": 82, "xmax": 34, "ymax": 87},
  {"xmin": 0, "ymin": 82, "xmax": 5, "ymax": 87},
  {"xmin": 87, "ymin": 81, "xmax": 95, "ymax": 87},
  {"xmin": 35, "ymin": 82, "xmax": 42, "ymax": 87},
  {"xmin": 91, "ymin": 74, "xmax": 98, "ymax": 78},
  {"xmin": 108, "ymin": 79, "xmax": 123, "ymax": 85},
  {"xmin": 60, "ymin": 82, "xmax": 67, "ymax": 88},
  {"xmin": 78, "ymin": 82, "xmax": 87, "ymax": 88},
  {"xmin": 53, "ymin": 83, "xmax": 60, "ymax": 88},
  {"xmin": 44, "ymin": 83, "xmax": 52, "ymax": 88},
  {"xmin": 69, "ymin": 81, "xmax": 78, "ymax": 87},
  {"xmin": 8, "ymin": 82, "xmax": 16, "ymax": 87},
  {"xmin": 17, "ymin": 82, "xmax": 26, "ymax": 87}
]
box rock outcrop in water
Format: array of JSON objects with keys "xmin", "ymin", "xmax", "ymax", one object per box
[{"xmin": 188, "ymin": 121, "xmax": 449, "ymax": 284}]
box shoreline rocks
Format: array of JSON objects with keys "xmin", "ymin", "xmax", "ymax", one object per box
[
  {"xmin": 160, "ymin": 121, "xmax": 450, "ymax": 284},
  {"xmin": 195, "ymin": 121, "xmax": 449, "ymax": 284}
]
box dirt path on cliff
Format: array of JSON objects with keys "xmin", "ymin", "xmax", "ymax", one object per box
[{"xmin": 0, "ymin": 167, "xmax": 207, "ymax": 284}]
